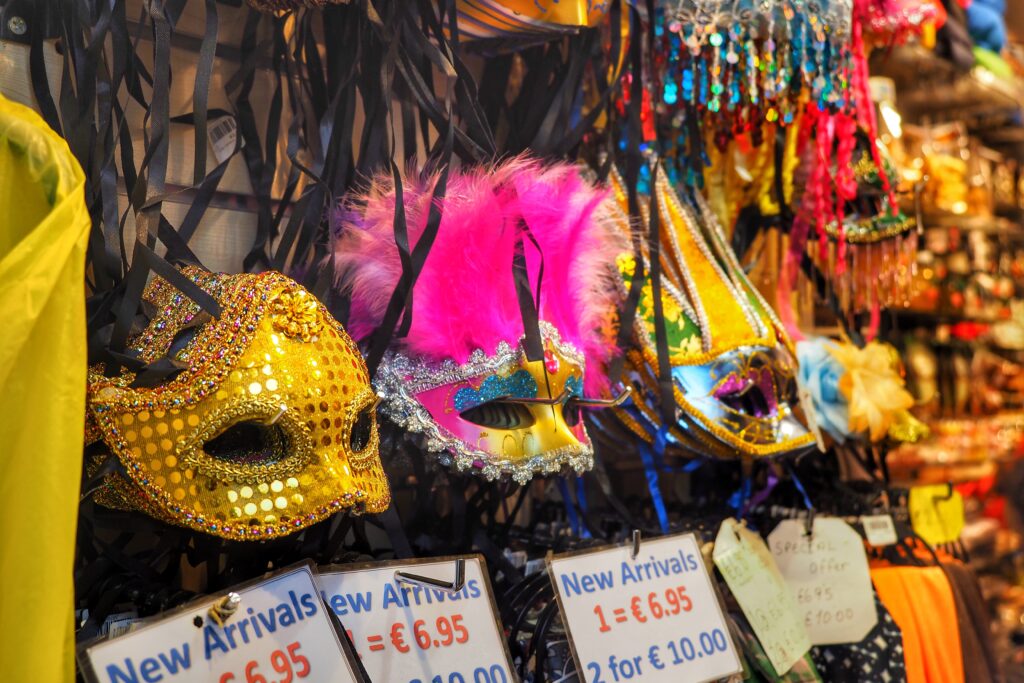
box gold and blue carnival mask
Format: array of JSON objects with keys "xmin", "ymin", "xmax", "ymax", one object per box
[{"xmin": 608, "ymin": 168, "xmax": 815, "ymax": 458}]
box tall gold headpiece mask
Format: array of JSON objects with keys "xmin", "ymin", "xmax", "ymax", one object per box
[
  {"xmin": 607, "ymin": 167, "xmax": 815, "ymax": 458},
  {"xmin": 86, "ymin": 268, "xmax": 390, "ymax": 540}
]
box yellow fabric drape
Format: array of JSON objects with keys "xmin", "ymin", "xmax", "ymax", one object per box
[{"xmin": 0, "ymin": 94, "xmax": 89, "ymax": 682}]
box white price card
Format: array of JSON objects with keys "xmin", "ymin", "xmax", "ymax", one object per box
[
  {"xmin": 713, "ymin": 518, "xmax": 811, "ymax": 676},
  {"xmin": 548, "ymin": 533, "xmax": 741, "ymax": 683},
  {"xmin": 768, "ymin": 518, "xmax": 877, "ymax": 645},
  {"xmin": 318, "ymin": 556, "xmax": 514, "ymax": 683},
  {"xmin": 79, "ymin": 564, "xmax": 362, "ymax": 683},
  {"xmin": 860, "ymin": 514, "xmax": 897, "ymax": 547}
]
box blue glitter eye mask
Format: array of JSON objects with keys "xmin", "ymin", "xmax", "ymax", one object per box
[{"xmin": 453, "ymin": 370, "xmax": 539, "ymax": 412}]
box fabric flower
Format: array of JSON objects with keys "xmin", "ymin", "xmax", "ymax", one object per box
[
  {"xmin": 827, "ymin": 341, "xmax": 915, "ymax": 442},
  {"xmin": 796, "ymin": 338, "xmax": 851, "ymax": 443}
]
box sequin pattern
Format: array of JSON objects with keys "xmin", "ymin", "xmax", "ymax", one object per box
[
  {"xmin": 86, "ymin": 269, "xmax": 390, "ymax": 540},
  {"xmin": 452, "ymin": 369, "xmax": 539, "ymax": 412}
]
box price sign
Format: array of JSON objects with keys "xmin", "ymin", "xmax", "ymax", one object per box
[
  {"xmin": 318, "ymin": 556, "xmax": 513, "ymax": 683},
  {"xmin": 860, "ymin": 514, "xmax": 897, "ymax": 547},
  {"xmin": 909, "ymin": 485, "xmax": 965, "ymax": 546},
  {"xmin": 548, "ymin": 532, "xmax": 741, "ymax": 683},
  {"xmin": 713, "ymin": 519, "xmax": 810, "ymax": 676},
  {"xmin": 79, "ymin": 564, "xmax": 362, "ymax": 683},
  {"xmin": 768, "ymin": 518, "xmax": 877, "ymax": 645}
]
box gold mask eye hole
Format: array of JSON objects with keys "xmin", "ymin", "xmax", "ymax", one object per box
[
  {"xmin": 204, "ymin": 420, "xmax": 290, "ymax": 466},
  {"xmin": 716, "ymin": 382, "xmax": 771, "ymax": 417},
  {"xmin": 563, "ymin": 402, "xmax": 583, "ymax": 428},
  {"xmin": 460, "ymin": 401, "xmax": 536, "ymax": 430},
  {"xmin": 349, "ymin": 404, "xmax": 376, "ymax": 453},
  {"xmin": 176, "ymin": 398, "xmax": 315, "ymax": 483}
]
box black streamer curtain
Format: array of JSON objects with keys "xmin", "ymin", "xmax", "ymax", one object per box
[{"xmin": 30, "ymin": 0, "xmax": 669, "ymax": 632}]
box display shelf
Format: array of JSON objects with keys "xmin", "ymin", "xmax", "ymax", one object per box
[
  {"xmin": 887, "ymin": 412, "xmax": 1024, "ymax": 483},
  {"xmin": 922, "ymin": 213, "xmax": 1024, "ymax": 236},
  {"xmin": 880, "ymin": 307, "xmax": 1003, "ymax": 327},
  {"xmin": 870, "ymin": 44, "xmax": 1024, "ymax": 122},
  {"xmin": 888, "ymin": 461, "xmax": 1000, "ymax": 488}
]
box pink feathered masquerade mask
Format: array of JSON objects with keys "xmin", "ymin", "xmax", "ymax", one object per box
[{"xmin": 332, "ymin": 157, "xmax": 624, "ymax": 483}]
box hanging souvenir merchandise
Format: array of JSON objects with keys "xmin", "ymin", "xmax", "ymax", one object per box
[
  {"xmin": 333, "ymin": 157, "xmax": 625, "ymax": 483},
  {"xmin": 802, "ymin": 130, "xmax": 920, "ymax": 316},
  {"xmin": 606, "ymin": 166, "xmax": 816, "ymax": 458},
  {"xmin": 658, "ymin": 0, "xmax": 855, "ymax": 129},
  {"xmin": 776, "ymin": 0, "xmax": 928, "ymax": 334},
  {"xmin": 85, "ymin": 268, "xmax": 390, "ymax": 540},
  {"xmin": 858, "ymin": 0, "xmax": 943, "ymax": 44}
]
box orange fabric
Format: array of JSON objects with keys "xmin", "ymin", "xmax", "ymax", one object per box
[{"xmin": 871, "ymin": 566, "xmax": 964, "ymax": 683}]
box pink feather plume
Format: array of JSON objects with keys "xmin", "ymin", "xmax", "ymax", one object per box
[{"xmin": 331, "ymin": 156, "xmax": 624, "ymax": 395}]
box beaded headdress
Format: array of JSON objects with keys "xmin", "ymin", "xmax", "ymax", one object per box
[
  {"xmin": 85, "ymin": 268, "xmax": 390, "ymax": 540},
  {"xmin": 805, "ymin": 129, "xmax": 918, "ymax": 314},
  {"xmin": 654, "ymin": 0, "xmax": 854, "ymax": 179},
  {"xmin": 608, "ymin": 166, "xmax": 815, "ymax": 458},
  {"xmin": 332, "ymin": 157, "xmax": 624, "ymax": 483}
]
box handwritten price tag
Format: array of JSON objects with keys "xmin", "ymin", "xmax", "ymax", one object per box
[
  {"xmin": 318, "ymin": 556, "xmax": 513, "ymax": 683},
  {"xmin": 79, "ymin": 564, "xmax": 361, "ymax": 683},
  {"xmin": 769, "ymin": 518, "xmax": 877, "ymax": 645},
  {"xmin": 909, "ymin": 485, "xmax": 965, "ymax": 546},
  {"xmin": 548, "ymin": 532, "xmax": 741, "ymax": 683},
  {"xmin": 713, "ymin": 519, "xmax": 810, "ymax": 676}
]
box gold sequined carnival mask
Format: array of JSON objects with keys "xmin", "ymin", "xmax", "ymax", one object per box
[{"xmin": 85, "ymin": 268, "xmax": 390, "ymax": 540}]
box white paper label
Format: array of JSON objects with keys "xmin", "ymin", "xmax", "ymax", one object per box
[
  {"xmin": 861, "ymin": 514, "xmax": 898, "ymax": 547},
  {"xmin": 98, "ymin": 610, "xmax": 139, "ymax": 639},
  {"xmin": 318, "ymin": 557, "xmax": 513, "ymax": 683},
  {"xmin": 769, "ymin": 518, "xmax": 877, "ymax": 645},
  {"xmin": 208, "ymin": 115, "xmax": 239, "ymax": 164},
  {"xmin": 713, "ymin": 519, "xmax": 811, "ymax": 676},
  {"xmin": 81, "ymin": 565, "xmax": 360, "ymax": 683},
  {"xmin": 796, "ymin": 384, "xmax": 827, "ymax": 452},
  {"xmin": 524, "ymin": 558, "xmax": 546, "ymax": 576},
  {"xmin": 548, "ymin": 533, "xmax": 741, "ymax": 683},
  {"xmin": 105, "ymin": 615, "xmax": 143, "ymax": 639}
]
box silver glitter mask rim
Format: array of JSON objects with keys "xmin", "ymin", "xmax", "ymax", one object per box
[{"xmin": 374, "ymin": 321, "xmax": 594, "ymax": 485}]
